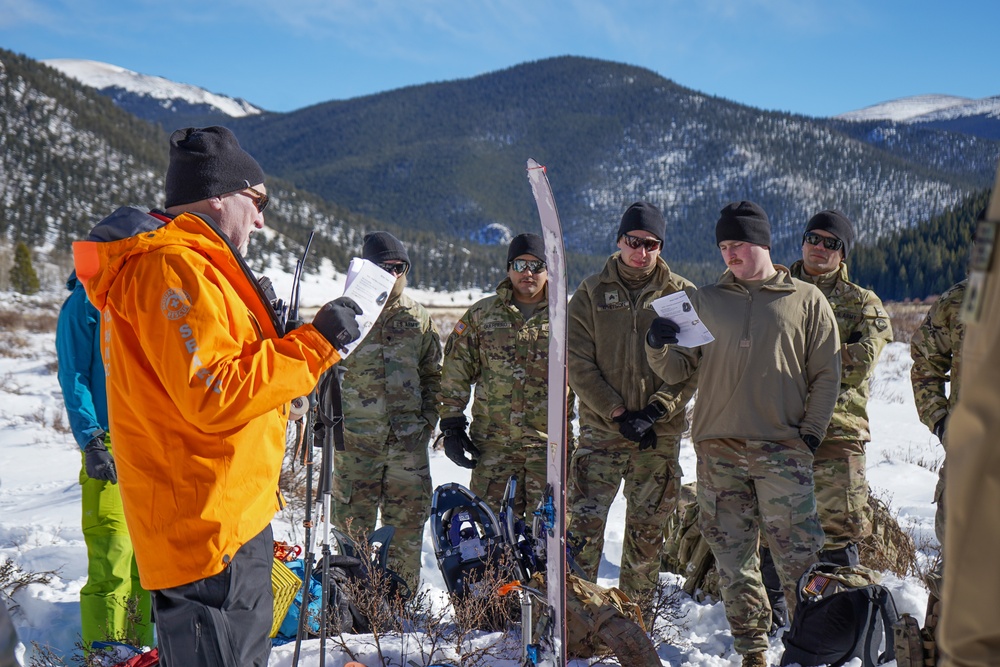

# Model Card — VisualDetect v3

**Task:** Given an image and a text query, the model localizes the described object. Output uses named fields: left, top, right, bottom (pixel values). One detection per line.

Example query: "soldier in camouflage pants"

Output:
left=567, top=202, right=697, bottom=599
left=646, top=202, right=839, bottom=664
left=322, top=232, right=442, bottom=583
left=790, top=211, right=893, bottom=564
left=754, top=211, right=893, bottom=635
left=911, top=279, right=966, bottom=606
left=438, top=234, right=560, bottom=522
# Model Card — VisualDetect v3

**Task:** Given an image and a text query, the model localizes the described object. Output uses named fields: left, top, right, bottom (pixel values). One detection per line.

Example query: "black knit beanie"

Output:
left=805, top=209, right=855, bottom=258
left=716, top=201, right=771, bottom=247
left=165, top=127, right=265, bottom=208
left=617, top=201, right=665, bottom=241
left=363, top=231, right=410, bottom=264
left=507, top=233, right=545, bottom=263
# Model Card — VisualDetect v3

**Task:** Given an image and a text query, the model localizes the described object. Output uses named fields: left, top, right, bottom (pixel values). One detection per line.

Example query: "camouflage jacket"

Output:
left=438, top=278, right=554, bottom=445
left=569, top=254, right=697, bottom=436
left=910, top=280, right=966, bottom=436
left=340, top=292, right=442, bottom=440
left=790, top=261, right=893, bottom=442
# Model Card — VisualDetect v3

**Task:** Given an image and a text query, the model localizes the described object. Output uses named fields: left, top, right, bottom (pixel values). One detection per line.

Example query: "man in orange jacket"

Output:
left=73, top=126, right=362, bottom=667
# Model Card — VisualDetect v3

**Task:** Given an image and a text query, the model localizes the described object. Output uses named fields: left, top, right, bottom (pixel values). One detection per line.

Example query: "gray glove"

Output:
left=84, top=433, right=118, bottom=484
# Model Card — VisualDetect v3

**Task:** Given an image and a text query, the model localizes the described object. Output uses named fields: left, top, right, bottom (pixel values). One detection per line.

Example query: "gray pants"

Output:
left=0, top=600, right=21, bottom=667
left=151, top=525, right=273, bottom=667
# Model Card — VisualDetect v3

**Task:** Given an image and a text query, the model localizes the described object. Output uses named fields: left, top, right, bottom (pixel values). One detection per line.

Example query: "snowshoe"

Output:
left=430, top=482, right=507, bottom=599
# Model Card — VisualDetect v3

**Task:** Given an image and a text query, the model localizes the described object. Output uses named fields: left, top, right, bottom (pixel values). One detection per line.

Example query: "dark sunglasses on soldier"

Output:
left=803, top=232, right=843, bottom=252
left=239, top=184, right=269, bottom=213
left=377, top=261, right=409, bottom=276
left=622, top=233, right=662, bottom=252
left=508, top=259, right=547, bottom=274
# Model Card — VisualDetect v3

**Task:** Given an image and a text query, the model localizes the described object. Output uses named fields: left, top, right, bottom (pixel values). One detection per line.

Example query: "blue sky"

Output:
left=1, top=0, right=996, bottom=118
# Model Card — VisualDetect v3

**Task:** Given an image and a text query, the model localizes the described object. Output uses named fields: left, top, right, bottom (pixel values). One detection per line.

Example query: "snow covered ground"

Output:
left=0, top=285, right=939, bottom=666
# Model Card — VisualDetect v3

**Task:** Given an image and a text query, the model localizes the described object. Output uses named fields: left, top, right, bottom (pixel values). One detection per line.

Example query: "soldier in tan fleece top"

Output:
left=645, top=201, right=840, bottom=667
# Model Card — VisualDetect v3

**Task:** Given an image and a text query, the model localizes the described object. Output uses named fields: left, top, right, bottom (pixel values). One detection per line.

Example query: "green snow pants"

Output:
left=80, top=455, right=153, bottom=651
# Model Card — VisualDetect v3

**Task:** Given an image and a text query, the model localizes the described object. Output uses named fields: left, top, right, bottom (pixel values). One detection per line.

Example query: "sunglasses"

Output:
left=508, top=258, right=547, bottom=274
left=621, top=233, right=662, bottom=252
left=377, top=261, right=409, bottom=276
left=239, top=185, right=269, bottom=213
left=803, top=232, right=843, bottom=252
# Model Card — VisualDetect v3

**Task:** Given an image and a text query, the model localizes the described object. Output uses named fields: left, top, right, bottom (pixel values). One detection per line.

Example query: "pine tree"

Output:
left=9, top=242, right=41, bottom=295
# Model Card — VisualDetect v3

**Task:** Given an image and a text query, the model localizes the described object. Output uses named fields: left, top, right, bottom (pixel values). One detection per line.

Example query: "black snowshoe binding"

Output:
left=430, top=482, right=508, bottom=599
left=312, top=525, right=412, bottom=634
left=497, top=476, right=541, bottom=584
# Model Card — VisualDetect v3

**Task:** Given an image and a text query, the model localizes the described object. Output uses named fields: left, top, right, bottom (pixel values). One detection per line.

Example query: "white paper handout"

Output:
left=650, top=291, right=715, bottom=347
left=338, top=258, right=398, bottom=357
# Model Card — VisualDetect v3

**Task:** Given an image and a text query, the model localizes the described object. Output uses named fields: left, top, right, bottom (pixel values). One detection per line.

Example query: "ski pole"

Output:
left=318, top=366, right=346, bottom=667
left=291, top=400, right=317, bottom=667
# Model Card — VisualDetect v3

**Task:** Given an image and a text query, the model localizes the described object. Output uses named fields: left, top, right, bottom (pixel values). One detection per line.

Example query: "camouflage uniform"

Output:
left=438, top=278, right=556, bottom=521
left=330, top=291, right=442, bottom=579
left=567, top=255, right=696, bottom=597
left=646, top=267, right=840, bottom=655
left=790, top=260, right=893, bottom=550
left=910, top=279, right=966, bottom=598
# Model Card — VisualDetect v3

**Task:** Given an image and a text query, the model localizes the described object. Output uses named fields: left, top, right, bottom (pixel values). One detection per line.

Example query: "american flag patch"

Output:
left=453, top=320, right=468, bottom=335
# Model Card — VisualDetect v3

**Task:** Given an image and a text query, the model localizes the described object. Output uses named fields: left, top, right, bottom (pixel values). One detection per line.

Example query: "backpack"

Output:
left=273, top=525, right=412, bottom=642
left=892, top=612, right=938, bottom=667
left=661, top=482, right=720, bottom=601
left=780, top=563, right=899, bottom=667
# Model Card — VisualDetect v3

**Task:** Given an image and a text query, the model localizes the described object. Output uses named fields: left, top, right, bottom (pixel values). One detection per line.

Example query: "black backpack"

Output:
left=780, top=563, right=899, bottom=667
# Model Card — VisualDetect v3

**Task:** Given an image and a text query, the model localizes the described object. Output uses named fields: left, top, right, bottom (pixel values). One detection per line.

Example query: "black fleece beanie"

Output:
left=617, top=201, right=665, bottom=241
left=805, top=210, right=855, bottom=258
left=164, top=127, right=265, bottom=208
left=363, top=231, right=410, bottom=264
left=507, top=233, right=545, bottom=263
left=716, top=201, right=771, bottom=247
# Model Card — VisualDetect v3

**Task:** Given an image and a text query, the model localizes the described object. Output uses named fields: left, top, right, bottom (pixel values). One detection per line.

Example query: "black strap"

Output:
left=872, top=586, right=899, bottom=664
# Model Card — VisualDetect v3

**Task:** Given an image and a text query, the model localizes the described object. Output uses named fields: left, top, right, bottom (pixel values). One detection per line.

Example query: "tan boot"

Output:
left=741, top=652, right=767, bottom=667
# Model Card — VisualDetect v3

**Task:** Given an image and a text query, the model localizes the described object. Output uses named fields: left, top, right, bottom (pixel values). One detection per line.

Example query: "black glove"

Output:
left=802, top=434, right=821, bottom=453
left=439, top=416, right=480, bottom=469
left=646, top=317, right=680, bottom=348
left=619, top=402, right=667, bottom=443
left=84, top=433, right=118, bottom=484
left=638, top=430, right=657, bottom=451
left=933, top=417, right=946, bottom=442
left=846, top=330, right=863, bottom=345
left=312, top=297, right=363, bottom=349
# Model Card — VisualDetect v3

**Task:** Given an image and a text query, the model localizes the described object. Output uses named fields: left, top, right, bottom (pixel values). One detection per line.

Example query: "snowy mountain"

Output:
left=914, top=95, right=1000, bottom=122
left=835, top=94, right=1000, bottom=140
left=0, top=49, right=511, bottom=295
left=836, top=95, right=974, bottom=122
left=42, top=58, right=263, bottom=127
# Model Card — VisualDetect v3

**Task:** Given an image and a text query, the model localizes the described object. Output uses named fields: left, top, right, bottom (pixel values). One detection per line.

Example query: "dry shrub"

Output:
left=0, top=308, right=58, bottom=333
left=23, top=311, right=58, bottom=333
left=427, top=306, right=466, bottom=341
left=859, top=491, right=917, bottom=577
left=884, top=301, right=930, bottom=344
left=1, top=557, right=55, bottom=600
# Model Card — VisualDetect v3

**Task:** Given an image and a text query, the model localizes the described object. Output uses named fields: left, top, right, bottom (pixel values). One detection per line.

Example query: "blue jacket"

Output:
left=56, top=271, right=107, bottom=449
